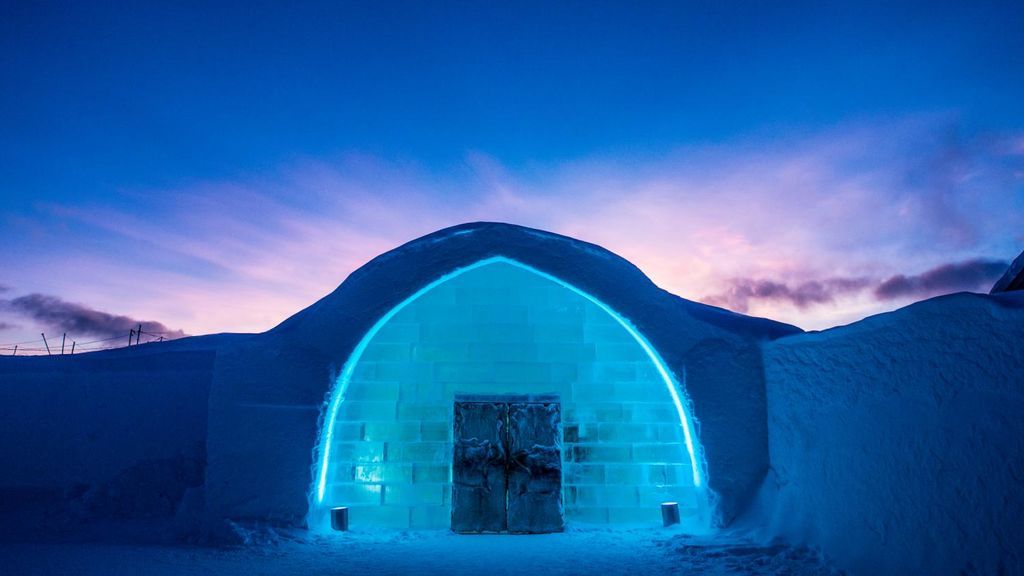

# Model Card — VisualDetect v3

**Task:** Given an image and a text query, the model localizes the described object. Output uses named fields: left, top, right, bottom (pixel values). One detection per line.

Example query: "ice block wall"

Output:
left=314, top=260, right=706, bottom=530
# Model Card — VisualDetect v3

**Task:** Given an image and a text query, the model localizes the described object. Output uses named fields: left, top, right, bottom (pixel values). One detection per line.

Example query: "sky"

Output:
left=1, top=1, right=1023, bottom=353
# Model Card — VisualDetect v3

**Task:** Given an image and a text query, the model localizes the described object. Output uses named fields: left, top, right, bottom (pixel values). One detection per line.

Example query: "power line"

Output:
left=75, top=334, right=132, bottom=345
left=3, top=326, right=184, bottom=355
left=0, top=337, right=44, bottom=347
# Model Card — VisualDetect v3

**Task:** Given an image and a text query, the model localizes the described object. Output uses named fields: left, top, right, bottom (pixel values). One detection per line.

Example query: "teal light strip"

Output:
left=313, top=256, right=705, bottom=506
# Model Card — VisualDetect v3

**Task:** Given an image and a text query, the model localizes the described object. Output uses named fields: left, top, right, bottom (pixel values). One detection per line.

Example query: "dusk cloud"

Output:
left=0, top=322, right=18, bottom=331
left=703, top=277, right=874, bottom=313
left=1, top=294, right=187, bottom=340
left=703, top=258, right=1010, bottom=315
left=874, top=259, right=1008, bottom=301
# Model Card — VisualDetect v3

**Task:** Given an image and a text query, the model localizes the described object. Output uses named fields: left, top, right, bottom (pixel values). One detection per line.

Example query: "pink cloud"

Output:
left=1, top=115, right=1021, bottom=347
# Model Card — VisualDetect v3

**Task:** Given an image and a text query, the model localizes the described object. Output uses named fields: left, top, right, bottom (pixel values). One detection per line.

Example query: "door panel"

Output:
left=507, top=401, right=564, bottom=533
left=451, top=402, right=508, bottom=533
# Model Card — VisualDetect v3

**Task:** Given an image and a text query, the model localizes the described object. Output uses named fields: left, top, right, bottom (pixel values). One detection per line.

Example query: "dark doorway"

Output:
left=452, top=395, right=563, bottom=533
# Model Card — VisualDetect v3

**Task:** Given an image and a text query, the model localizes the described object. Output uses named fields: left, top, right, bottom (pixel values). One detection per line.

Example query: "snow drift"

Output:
left=759, top=291, right=1024, bottom=575
left=0, top=347, right=216, bottom=539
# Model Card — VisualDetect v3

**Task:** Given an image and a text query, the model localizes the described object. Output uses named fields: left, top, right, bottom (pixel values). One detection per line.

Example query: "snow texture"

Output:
left=0, top=525, right=842, bottom=575
left=0, top=348, right=215, bottom=530
left=758, top=291, right=1024, bottom=575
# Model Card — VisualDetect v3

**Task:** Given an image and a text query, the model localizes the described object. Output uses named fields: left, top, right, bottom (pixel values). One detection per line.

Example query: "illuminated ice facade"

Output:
left=312, top=258, right=706, bottom=530
left=4, top=223, right=1023, bottom=574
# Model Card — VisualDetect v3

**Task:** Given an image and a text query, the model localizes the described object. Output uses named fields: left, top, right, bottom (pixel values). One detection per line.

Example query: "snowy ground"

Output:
left=0, top=525, right=842, bottom=575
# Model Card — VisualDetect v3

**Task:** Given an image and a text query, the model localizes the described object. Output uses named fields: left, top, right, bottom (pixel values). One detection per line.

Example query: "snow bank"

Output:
left=0, top=348, right=215, bottom=527
left=760, top=291, right=1024, bottom=574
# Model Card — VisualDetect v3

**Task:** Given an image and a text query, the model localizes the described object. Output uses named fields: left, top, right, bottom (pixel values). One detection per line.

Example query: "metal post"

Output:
left=137, top=324, right=142, bottom=344
left=71, top=342, right=75, bottom=355
left=12, top=345, right=16, bottom=356
left=661, top=502, right=680, bottom=527
left=129, top=329, right=134, bottom=347
left=41, top=333, right=51, bottom=356
left=61, top=333, right=66, bottom=355
left=331, top=507, right=349, bottom=531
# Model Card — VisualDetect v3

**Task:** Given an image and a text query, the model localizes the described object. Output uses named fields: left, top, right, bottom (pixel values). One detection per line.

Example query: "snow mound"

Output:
left=759, top=291, right=1024, bottom=575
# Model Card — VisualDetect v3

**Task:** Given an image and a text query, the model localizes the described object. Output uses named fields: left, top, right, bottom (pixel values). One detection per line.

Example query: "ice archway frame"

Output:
left=309, top=256, right=706, bottom=531
left=199, top=222, right=797, bottom=535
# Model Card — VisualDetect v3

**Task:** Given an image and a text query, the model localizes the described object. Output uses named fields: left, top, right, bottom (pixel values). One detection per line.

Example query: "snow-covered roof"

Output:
left=271, top=221, right=800, bottom=343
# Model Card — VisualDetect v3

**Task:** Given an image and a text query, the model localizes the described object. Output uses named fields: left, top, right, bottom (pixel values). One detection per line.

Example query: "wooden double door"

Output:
left=451, top=395, right=563, bottom=533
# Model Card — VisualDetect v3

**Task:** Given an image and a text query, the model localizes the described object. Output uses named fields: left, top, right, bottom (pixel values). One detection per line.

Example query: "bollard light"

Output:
left=661, top=502, right=680, bottom=527
left=331, top=506, right=349, bottom=531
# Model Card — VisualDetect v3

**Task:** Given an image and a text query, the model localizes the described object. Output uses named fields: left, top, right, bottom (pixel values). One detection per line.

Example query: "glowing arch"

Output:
left=311, top=256, right=706, bottom=519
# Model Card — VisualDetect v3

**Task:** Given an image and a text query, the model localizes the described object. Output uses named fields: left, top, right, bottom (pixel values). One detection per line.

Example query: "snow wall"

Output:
left=0, top=348, right=215, bottom=525
left=202, top=222, right=798, bottom=532
left=760, top=291, right=1024, bottom=575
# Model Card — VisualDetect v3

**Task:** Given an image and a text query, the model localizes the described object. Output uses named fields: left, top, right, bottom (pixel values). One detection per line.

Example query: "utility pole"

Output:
left=137, top=324, right=142, bottom=345
left=129, top=329, right=134, bottom=347
left=12, top=345, right=16, bottom=356
left=71, top=341, right=75, bottom=355
left=61, top=333, right=66, bottom=355
left=42, top=333, right=51, bottom=356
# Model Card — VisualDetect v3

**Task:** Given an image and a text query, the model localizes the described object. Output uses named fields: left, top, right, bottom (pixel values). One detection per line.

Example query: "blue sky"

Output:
left=2, top=1, right=1023, bottom=351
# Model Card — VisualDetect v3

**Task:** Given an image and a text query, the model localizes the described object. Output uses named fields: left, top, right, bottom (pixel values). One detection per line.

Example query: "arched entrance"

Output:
left=309, top=257, right=709, bottom=532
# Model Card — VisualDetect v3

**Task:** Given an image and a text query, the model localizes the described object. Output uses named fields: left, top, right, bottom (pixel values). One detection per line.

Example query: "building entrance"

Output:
left=452, top=395, right=563, bottom=533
